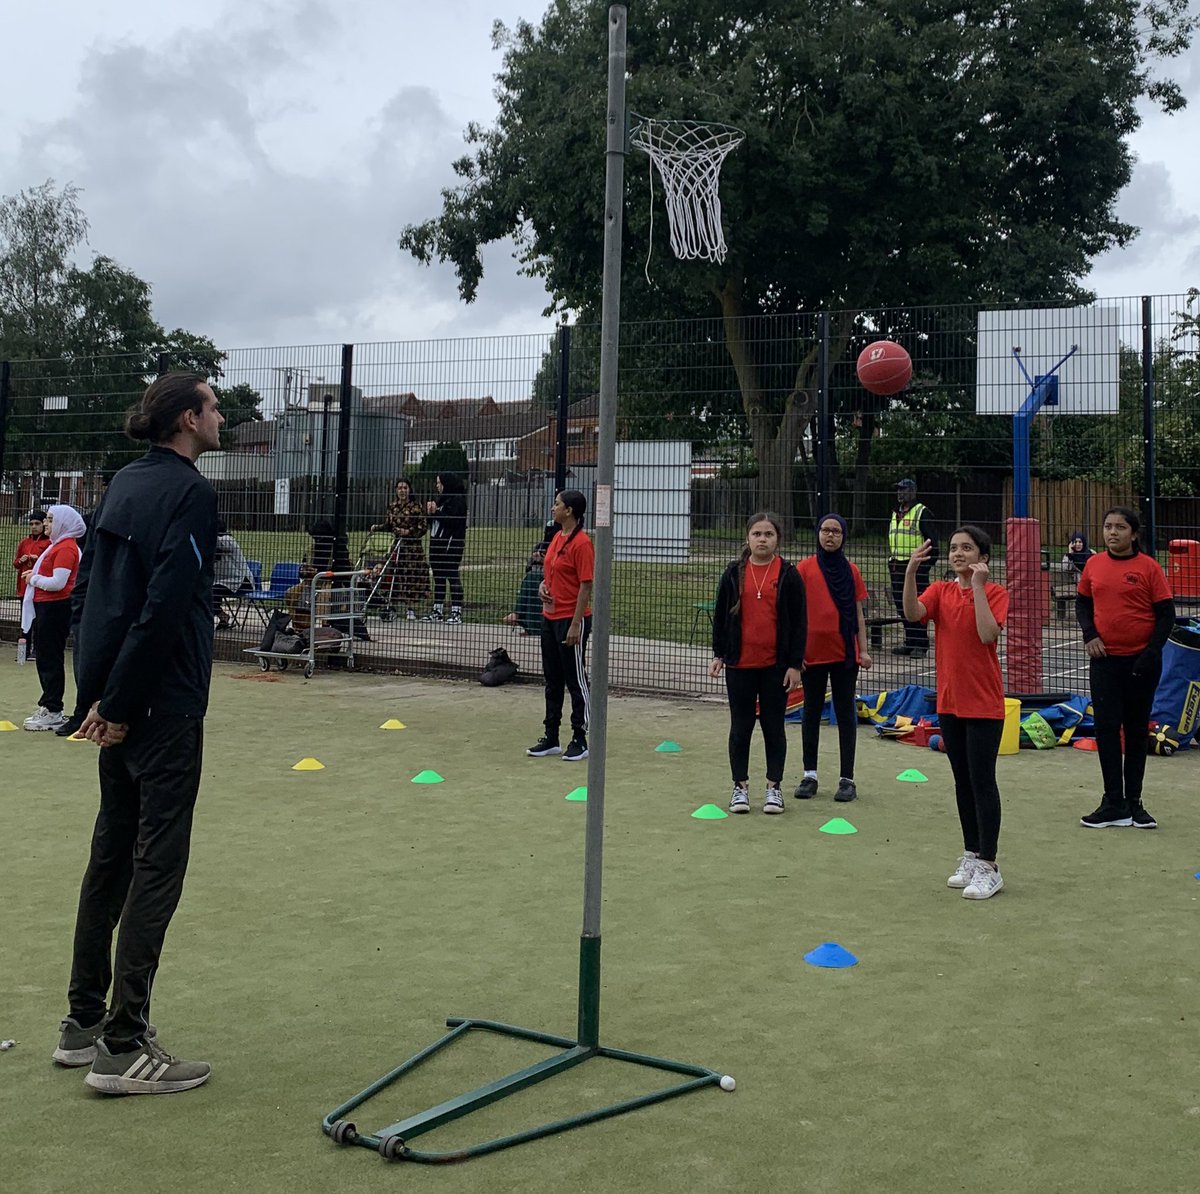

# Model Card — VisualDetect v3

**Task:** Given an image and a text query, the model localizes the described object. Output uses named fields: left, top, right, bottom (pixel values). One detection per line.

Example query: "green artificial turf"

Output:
left=1, top=661, right=1198, bottom=1193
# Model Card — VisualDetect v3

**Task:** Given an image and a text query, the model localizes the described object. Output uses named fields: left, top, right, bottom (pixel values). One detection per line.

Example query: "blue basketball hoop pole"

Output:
left=1010, top=344, right=1078, bottom=518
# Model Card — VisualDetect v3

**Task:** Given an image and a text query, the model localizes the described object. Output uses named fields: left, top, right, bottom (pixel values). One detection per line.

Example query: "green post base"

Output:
left=321, top=1015, right=723, bottom=1164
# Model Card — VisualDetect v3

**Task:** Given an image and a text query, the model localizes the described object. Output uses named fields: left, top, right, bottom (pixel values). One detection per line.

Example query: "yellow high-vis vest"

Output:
left=889, top=503, right=926, bottom=560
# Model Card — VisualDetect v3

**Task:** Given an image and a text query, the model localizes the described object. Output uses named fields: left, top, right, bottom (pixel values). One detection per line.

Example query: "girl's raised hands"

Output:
left=906, top=539, right=934, bottom=570
left=969, top=561, right=990, bottom=588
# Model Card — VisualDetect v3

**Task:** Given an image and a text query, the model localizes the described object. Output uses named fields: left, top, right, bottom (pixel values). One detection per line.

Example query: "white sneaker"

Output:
left=729, top=786, right=750, bottom=814
left=947, top=852, right=980, bottom=889
left=962, top=862, right=1004, bottom=900
left=24, top=707, right=66, bottom=732
left=763, top=786, right=785, bottom=815
left=405, top=609, right=417, bottom=621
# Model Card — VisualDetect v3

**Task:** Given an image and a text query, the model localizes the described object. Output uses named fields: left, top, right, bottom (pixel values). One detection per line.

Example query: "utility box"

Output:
left=1168, top=540, right=1200, bottom=599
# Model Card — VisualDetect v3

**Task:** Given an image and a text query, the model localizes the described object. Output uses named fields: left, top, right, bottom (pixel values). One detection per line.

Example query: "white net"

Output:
left=629, top=117, right=745, bottom=265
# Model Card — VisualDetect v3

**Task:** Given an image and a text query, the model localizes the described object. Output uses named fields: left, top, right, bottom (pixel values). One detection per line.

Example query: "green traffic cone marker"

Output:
left=691, top=804, right=728, bottom=820
left=411, top=770, right=445, bottom=784
left=566, top=787, right=587, bottom=802
left=655, top=740, right=683, bottom=753
left=819, top=818, right=858, bottom=835
left=896, top=769, right=928, bottom=783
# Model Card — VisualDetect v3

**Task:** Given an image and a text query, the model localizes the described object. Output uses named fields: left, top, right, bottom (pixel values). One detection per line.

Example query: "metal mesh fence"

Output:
left=2, top=294, right=1197, bottom=699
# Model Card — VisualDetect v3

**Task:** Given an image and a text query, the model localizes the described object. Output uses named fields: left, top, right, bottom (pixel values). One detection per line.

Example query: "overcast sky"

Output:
left=3, top=0, right=1199, bottom=366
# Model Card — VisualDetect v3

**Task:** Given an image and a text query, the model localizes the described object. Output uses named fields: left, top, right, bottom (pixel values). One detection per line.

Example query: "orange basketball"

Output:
left=856, top=340, right=912, bottom=396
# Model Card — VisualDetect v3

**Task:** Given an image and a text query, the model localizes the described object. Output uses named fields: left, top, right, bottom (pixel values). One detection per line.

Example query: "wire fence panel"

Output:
left=2, top=294, right=1197, bottom=700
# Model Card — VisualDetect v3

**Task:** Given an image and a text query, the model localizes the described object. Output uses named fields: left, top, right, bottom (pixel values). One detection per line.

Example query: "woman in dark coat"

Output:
left=423, top=473, right=468, bottom=624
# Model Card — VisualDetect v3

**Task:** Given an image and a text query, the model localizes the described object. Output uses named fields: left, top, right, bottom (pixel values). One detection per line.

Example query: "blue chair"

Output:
left=243, top=562, right=302, bottom=624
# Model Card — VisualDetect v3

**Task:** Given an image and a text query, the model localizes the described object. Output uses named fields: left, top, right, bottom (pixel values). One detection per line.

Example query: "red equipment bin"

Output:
left=1167, top=540, right=1200, bottom=599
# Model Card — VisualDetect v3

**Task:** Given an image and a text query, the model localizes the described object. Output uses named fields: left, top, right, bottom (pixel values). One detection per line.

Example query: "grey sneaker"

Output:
left=793, top=776, right=818, bottom=800
left=834, top=778, right=857, bottom=803
left=729, top=786, right=750, bottom=814
left=24, top=707, right=66, bottom=732
left=763, top=786, right=785, bottom=815
left=85, top=1037, right=210, bottom=1095
left=53, top=1015, right=159, bottom=1067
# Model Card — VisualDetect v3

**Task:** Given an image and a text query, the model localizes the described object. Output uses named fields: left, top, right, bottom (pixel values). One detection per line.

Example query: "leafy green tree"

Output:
left=400, top=0, right=1195, bottom=524
left=411, top=442, right=470, bottom=499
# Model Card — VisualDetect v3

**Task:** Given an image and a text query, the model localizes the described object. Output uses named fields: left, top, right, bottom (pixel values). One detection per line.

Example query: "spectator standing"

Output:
left=888, top=478, right=937, bottom=656
left=423, top=473, right=468, bottom=624
left=21, top=505, right=86, bottom=731
left=13, top=509, right=49, bottom=662
left=371, top=477, right=429, bottom=621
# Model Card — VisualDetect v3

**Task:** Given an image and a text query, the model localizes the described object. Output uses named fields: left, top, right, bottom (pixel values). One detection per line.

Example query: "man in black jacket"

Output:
left=52, top=373, right=222, bottom=1095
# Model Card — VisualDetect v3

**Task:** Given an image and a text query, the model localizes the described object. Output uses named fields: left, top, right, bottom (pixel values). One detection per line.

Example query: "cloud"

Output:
left=4, top=0, right=553, bottom=360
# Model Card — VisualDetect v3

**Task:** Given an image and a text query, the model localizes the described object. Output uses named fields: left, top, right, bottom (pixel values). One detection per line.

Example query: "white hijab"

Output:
left=21, top=504, right=86, bottom=633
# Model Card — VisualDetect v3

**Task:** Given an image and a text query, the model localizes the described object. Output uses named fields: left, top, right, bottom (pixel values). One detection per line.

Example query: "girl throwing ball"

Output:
left=709, top=512, right=806, bottom=815
left=903, top=527, right=1009, bottom=899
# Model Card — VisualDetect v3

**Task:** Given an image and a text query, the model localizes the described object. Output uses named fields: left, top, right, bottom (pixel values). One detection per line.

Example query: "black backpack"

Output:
left=480, top=646, right=518, bottom=687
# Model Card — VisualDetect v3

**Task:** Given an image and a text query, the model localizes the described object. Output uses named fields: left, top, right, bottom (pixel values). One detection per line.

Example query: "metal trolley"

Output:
left=245, top=568, right=364, bottom=680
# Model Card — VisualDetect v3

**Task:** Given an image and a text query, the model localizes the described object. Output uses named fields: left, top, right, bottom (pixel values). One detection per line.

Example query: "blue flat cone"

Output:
left=804, top=942, right=858, bottom=968
left=655, top=740, right=683, bottom=753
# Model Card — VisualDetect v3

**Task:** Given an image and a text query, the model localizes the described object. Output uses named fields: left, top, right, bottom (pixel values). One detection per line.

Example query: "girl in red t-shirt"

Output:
left=709, top=512, right=806, bottom=815
left=1075, top=505, right=1175, bottom=829
left=526, top=489, right=594, bottom=763
left=904, top=526, right=1009, bottom=900
left=795, top=513, right=872, bottom=803
left=20, top=504, right=86, bottom=731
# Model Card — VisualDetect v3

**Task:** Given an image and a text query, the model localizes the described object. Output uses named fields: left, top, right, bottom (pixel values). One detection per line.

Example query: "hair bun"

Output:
left=125, top=410, right=152, bottom=440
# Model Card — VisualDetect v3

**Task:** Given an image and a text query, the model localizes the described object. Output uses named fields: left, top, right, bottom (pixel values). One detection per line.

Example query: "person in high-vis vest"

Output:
left=888, top=478, right=937, bottom=655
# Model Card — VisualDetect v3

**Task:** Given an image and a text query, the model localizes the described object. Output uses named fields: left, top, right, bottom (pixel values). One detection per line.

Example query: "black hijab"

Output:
left=1066, top=531, right=1094, bottom=572
left=815, top=513, right=858, bottom=663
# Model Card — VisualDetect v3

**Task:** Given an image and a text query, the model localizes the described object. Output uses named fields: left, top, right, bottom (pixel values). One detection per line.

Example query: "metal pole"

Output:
left=577, top=3, right=626, bottom=1051
left=1141, top=296, right=1156, bottom=553
left=334, top=344, right=354, bottom=539
left=816, top=312, right=831, bottom=519
left=555, top=320, right=571, bottom=494
left=156, top=352, right=171, bottom=376
left=0, top=362, right=11, bottom=498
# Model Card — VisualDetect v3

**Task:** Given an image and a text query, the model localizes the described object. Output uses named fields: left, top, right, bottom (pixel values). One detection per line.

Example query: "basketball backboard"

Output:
left=976, top=306, right=1120, bottom=415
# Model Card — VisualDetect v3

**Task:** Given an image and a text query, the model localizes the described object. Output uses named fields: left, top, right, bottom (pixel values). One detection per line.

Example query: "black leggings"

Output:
left=33, top=599, right=73, bottom=714
left=1090, top=653, right=1159, bottom=806
left=541, top=615, right=591, bottom=739
left=725, top=665, right=788, bottom=784
left=430, top=538, right=465, bottom=607
left=938, top=713, right=1003, bottom=862
left=801, top=661, right=859, bottom=777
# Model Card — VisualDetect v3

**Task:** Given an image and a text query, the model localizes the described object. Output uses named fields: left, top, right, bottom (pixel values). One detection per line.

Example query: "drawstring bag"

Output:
left=1019, top=711, right=1058, bottom=750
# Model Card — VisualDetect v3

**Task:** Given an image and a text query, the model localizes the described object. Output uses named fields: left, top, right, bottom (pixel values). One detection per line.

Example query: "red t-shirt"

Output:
left=542, top=528, right=594, bottom=620
left=1077, top=551, right=1172, bottom=656
left=798, top=555, right=868, bottom=665
left=30, top=538, right=81, bottom=603
left=14, top=534, right=50, bottom=598
left=734, top=555, right=782, bottom=669
left=919, top=580, right=1009, bottom=719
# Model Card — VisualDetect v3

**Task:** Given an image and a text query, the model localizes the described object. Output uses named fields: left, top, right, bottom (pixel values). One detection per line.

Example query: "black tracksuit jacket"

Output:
left=73, top=446, right=219, bottom=724
left=711, top=557, right=807, bottom=669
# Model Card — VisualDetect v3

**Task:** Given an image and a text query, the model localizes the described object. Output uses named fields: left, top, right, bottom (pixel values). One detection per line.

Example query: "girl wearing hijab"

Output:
left=20, top=504, right=86, bottom=731
left=794, top=514, right=872, bottom=802
left=1061, top=531, right=1095, bottom=581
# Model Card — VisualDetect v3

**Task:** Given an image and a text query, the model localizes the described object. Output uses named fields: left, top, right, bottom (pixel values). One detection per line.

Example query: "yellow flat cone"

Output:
left=292, top=757, right=326, bottom=771
left=379, top=719, right=406, bottom=730
left=0, top=721, right=18, bottom=731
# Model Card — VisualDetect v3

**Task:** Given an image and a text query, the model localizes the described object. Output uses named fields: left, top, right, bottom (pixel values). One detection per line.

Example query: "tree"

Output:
left=400, top=0, right=1195, bottom=524
left=412, top=442, right=470, bottom=499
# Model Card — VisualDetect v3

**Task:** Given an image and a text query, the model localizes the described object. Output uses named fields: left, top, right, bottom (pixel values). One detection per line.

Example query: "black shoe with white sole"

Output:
left=1080, top=801, right=1132, bottom=828
left=563, top=738, right=588, bottom=762
left=1129, top=804, right=1158, bottom=829
left=526, top=736, right=561, bottom=757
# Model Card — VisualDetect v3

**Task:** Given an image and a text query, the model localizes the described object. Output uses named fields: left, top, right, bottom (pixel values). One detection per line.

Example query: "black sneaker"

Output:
left=55, top=714, right=85, bottom=738
left=563, top=738, right=588, bottom=762
left=85, top=1037, right=210, bottom=1095
left=834, top=778, right=857, bottom=802
left=1130, top=804, right=1158, bottom=829
left=526, top=736, right=561, bottom=757
left=1080, top=802, right=1132, bottom=828
left=52, top=1015, right=158, bottom=1067
left=793, top=776, right=818, bottom=799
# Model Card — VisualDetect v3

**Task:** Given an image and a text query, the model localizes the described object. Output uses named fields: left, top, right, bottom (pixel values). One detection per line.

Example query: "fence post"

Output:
left=0, top=361, right=10, bottom=499
left=1140, top=295, right=1156, bottom=553
left=333, top=343, right=354, bottom=543
left=815, top=311, right=832, bottom=521
left=555, top=319, right=571, bottom=494
left=156, top=352, right=171, bottom=375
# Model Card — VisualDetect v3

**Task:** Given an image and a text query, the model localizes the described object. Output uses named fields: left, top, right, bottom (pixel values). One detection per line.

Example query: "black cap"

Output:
left=29, top=509, right=47, bottom=521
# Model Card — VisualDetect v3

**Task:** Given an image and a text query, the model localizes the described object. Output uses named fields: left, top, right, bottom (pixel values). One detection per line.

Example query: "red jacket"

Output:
left=13, top=534, right=49, bottom=598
